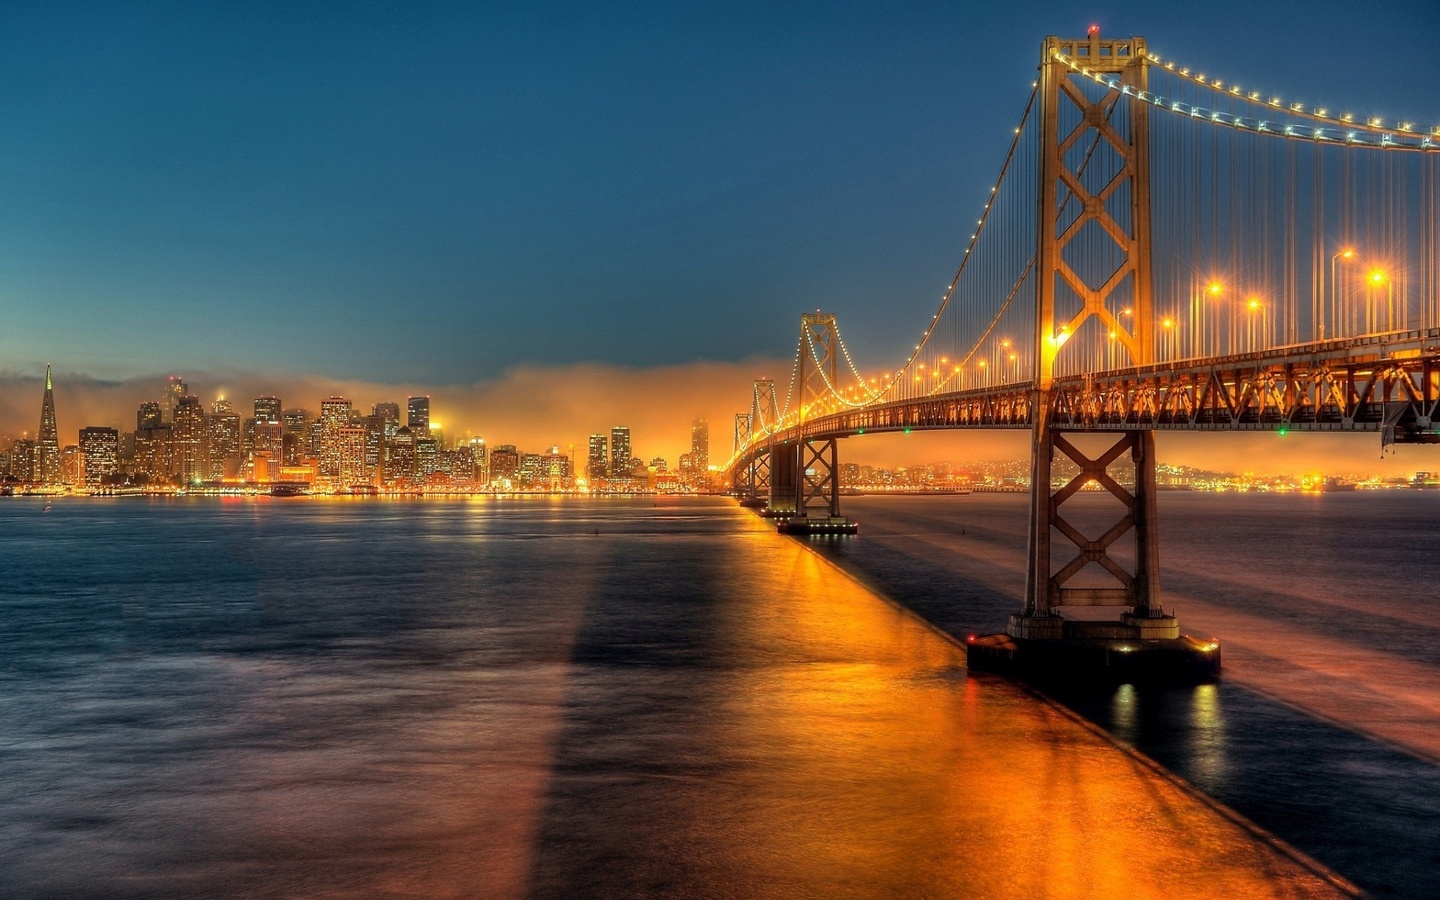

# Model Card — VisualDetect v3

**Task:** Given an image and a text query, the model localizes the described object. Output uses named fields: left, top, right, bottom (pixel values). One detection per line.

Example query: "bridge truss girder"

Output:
left=752, top=340, right=1440, bottom=443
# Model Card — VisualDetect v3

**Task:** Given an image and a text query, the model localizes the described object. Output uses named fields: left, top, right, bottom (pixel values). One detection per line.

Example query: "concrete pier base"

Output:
left=970, top=624, right=1220, bottom=684
left=776, top=516, right=858, bottom=536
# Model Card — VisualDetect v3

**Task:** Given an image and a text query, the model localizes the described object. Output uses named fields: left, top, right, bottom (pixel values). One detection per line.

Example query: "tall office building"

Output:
left=407, top=396, right=430, bottom=433
left=373, top=402, right=401, bottom=443
left=253, top=421, right=284, bottom=474
left=318, top=397, right=352, bottom=477
left=207, top=411, right=242, bottom=479
left=518, top=453, right=545, bottom=487
left=415, top=435, right=438, bottom=480
left=385, top=426, right=417, bottom=483
left=165, top=376, right=187, bottom=424
left=60, top=445, right=85, bottom=487
left=489, top=445, right=520, bottom=483
left=690, top=418, right=709, bottom=471
left=468, top=438, right=488, bottom=486
left=78, top=427, right=119, bottom=486
left=360, top=414, right=386, bottom=478
left=337, top=425, right=368, bottom=485
left=281, top=408, right=310, bottom=435
left=609, top=426, right=631, bottom=479
left=587, top=434, right=608, bottom=481
left=9, top=439, right=36, bottom=483
left=134, top=401, right=173, bottom=480
left=543, top=446, right=572, bottom=489
left=254, top=396, right=282, bottom=424
left=172, top=395, right=208, bottom=483
left=36, top=364, right=60, bottom=485
left=137, top=402, right=163, bottom=430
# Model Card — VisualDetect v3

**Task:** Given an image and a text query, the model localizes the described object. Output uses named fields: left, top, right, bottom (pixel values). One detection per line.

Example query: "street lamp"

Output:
left=1160, top=316, right=1176, bottom=361
left=1192, top=282, right=1223, bottom=358
left=1245, top=297, right=1268, bottom=352
left=1329, top=248, right=1354, bottom=338
left=1367, top=269, right=1394, bottom=332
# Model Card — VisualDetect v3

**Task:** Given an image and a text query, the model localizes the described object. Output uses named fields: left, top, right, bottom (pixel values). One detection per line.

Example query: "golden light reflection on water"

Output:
left=1190, top=683, right=1229, bottom=786
left=711, top=528, right=1351, bottom=899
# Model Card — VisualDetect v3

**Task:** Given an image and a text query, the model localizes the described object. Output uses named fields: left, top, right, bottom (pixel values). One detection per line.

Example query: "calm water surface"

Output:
left=0, top=494, right=1417, bottom=897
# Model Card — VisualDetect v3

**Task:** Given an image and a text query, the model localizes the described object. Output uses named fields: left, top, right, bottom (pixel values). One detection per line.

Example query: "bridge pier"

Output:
left=735, top=446, right=770, bottom=509
left=1012, top=427, right=1177, bottom=636
left=767, top=439, right=857, bottom=535
left=970, top=420, right=1219, bottom=682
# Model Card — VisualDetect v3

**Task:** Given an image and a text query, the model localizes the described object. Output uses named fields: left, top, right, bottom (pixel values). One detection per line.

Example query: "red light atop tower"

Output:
left=1087, top=24, right=1100, bottom=35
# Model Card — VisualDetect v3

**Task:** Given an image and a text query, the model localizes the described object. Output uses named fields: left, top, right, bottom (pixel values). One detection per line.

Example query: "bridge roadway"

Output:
left=752, top=327, right=1440, bottom=451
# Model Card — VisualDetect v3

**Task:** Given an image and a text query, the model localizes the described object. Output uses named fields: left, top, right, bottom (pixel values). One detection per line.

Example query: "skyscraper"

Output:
left=165, top=376, right=187, bottom=424
left=207, top=410, right=242, bottom=479
left=609, top=426, right=631, bottom=479
left=134, top=401, right=172, bottom=481
left=172, top=395, right=208, bottom=484
left=385, top=426, right=417, bottom=484
left=690, top=418, right=709, bottom=472
left=79, top=427, right=119, bottom=486
left=36, top=364, right=60, bottom=485
left=137, top=402, right=163, bottom=430
left=489, top=445, right=520, bottom=484
left=337, top=425, right=368, bottom=486
left=407, top=396, right=430, bottom=433
left=254, top=396, right=282, bottom=424
left=318, top=397, right=352, bottom=477
left=587, top=433, right=608, bottom=481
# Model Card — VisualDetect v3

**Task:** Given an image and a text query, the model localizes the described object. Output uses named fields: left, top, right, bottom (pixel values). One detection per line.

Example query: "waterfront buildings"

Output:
left=3, top=369, right=712, bottom=495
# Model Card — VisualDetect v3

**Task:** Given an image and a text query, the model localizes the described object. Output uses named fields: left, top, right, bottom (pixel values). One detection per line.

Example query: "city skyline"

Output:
left=6, top=362, right=1440, bottom=482
left=1, top=364, right=715, bottom=492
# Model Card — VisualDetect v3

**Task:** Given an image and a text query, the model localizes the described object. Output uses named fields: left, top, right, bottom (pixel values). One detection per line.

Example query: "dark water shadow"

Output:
left=521, top=515, right=755, bottom=900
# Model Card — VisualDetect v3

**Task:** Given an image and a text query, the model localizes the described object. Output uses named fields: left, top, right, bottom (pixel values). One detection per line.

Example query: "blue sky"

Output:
left=1, top=1, right=1436, bottom=387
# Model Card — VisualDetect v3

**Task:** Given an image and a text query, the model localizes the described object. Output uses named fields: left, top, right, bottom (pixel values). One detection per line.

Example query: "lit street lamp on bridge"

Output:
left=1366, top=269, right=1394, bottom=334
left=1159, top=315, right=1178, bottom=361
left=1188, top=282, right=1224, bottom=358
left=1245, top=297, right=1271, bottom=352
left=1328, top=247, right=1355, bottom=340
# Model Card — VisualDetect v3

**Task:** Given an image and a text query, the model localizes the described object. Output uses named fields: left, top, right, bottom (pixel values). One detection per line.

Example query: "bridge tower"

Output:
left=732, top=412, right=755, bottom=498
left=1012, top=31, right=1175, bottom=641
left=743, top=379, right=778, bottom=507
left=769, top=314, right=856, bottom=533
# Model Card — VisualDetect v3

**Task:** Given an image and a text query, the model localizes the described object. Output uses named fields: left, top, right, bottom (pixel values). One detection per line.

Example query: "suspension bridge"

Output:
left=725, top=31, right=1440, bottom=677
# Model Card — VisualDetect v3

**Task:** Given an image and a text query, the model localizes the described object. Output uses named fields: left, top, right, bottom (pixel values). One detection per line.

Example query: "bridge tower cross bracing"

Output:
left=788, top=313, right=844, bottom=521
left=1018, top=31, right=1173, bottom=638
left=732, top=412, right=755, bottom=497
left=748, top=379, right=779, bottom=506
